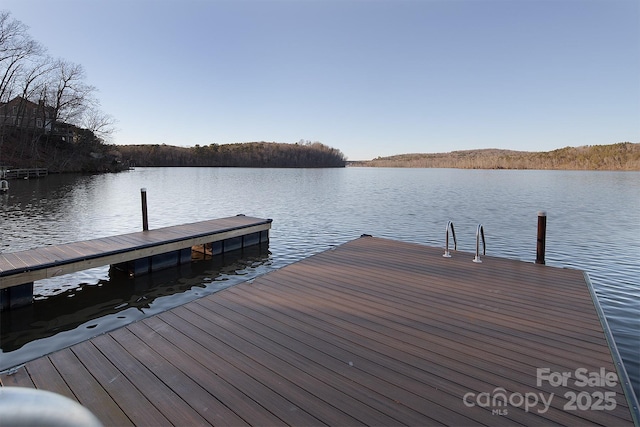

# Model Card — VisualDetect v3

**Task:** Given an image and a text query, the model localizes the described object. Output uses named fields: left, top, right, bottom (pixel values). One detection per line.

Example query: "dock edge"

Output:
left=584, top=271, right=640, bottom=426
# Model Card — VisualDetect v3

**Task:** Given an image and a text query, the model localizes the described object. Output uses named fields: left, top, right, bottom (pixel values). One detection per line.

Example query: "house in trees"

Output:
left=0, top=96, right=54, bottom=132
left=0, top=96, right=77, bottom=142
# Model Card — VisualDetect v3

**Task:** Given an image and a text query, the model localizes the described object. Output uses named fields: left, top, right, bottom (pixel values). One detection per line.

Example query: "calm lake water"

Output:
left=1, top=167, right=639, bottom=399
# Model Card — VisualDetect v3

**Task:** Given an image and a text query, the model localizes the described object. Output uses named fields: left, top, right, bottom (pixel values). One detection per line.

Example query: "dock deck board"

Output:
left=1, top=236, right=637, bottom=426
left=0, top=215, right=272, bottom=290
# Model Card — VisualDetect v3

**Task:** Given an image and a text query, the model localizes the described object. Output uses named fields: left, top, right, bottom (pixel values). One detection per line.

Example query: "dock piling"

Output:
left=536, top=211, right=547, bottom=264
left=141, top=188, right=149, bottom=231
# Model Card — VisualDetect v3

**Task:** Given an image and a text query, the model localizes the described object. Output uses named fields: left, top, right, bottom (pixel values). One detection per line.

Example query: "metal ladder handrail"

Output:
left=443, top=221, right=457, bottom=257
left=473, top=224, right=485, bottom=263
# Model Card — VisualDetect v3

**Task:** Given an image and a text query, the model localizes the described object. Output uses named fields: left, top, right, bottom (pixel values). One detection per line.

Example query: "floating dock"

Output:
left=0, top=215, right=271, bottom=309
left=1, top=236, right=638, bottom=425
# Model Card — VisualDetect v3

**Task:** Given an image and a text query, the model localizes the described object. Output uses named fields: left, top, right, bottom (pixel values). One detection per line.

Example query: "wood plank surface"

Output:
left=1, top=236, right=636, bottom=426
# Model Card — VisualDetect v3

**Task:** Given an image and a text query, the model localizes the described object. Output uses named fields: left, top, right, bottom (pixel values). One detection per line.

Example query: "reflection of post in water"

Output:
left=0, top=243, right=270, bottom=362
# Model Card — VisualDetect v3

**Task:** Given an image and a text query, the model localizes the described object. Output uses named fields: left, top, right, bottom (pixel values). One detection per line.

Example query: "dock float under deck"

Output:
left=1, top=236, right=638, bottom=426
left=0, top=215, right=271, bottom=309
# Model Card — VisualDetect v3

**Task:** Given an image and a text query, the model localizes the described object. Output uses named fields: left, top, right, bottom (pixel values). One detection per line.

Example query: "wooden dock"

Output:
left=0, top=168, right=48, bottom=179
left=1, top=236, right=638, bottom=426
left=0, top=215, right=271, bottom=309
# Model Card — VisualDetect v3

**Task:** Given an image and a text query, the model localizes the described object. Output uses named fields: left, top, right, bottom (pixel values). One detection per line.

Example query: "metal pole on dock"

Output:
left=536, top=211, right=546, bottom=264
left=141, top=188, right=149, bottom=231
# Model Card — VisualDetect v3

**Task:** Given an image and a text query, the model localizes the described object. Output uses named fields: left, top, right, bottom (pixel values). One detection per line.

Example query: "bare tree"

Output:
left=45, top=59, right=96, bottom=125
left=1, top=11, right=113, bottom=136
left=20, top=56, right=54, bottom=100
left=0, top=10, right=120, bottom=171
left=81, top=106, right=117, bottom=141
left=0, top=11, right=44, bottom=103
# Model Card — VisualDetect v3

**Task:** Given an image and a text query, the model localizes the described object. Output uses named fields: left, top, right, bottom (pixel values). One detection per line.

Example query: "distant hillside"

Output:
left=117, top=141, right=346, bottom=168
left=0, top=129, right=346, bottom=172
left=351, top=142, right=640, bottom=170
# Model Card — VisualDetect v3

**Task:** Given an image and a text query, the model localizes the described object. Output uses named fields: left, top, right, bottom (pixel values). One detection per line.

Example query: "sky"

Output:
left=2, top=0, right=639, bottom=160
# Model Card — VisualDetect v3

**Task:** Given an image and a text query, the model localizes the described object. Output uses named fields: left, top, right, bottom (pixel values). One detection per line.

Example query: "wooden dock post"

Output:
left=536, top=211, right=546, bottom=264
left=141, top=188, right=149, bottom=231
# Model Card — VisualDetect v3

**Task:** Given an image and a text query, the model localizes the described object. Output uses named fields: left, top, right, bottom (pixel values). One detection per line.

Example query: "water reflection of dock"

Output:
left=0, top=244, right=271, bottom=358
left=1, top=236, right=637, bottom=425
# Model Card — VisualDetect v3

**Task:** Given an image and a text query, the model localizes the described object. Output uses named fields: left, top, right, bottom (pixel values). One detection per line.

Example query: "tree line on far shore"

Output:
left=352, top=142, right=640, bottom=171
left=118, top=141, right=347, bottom=168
